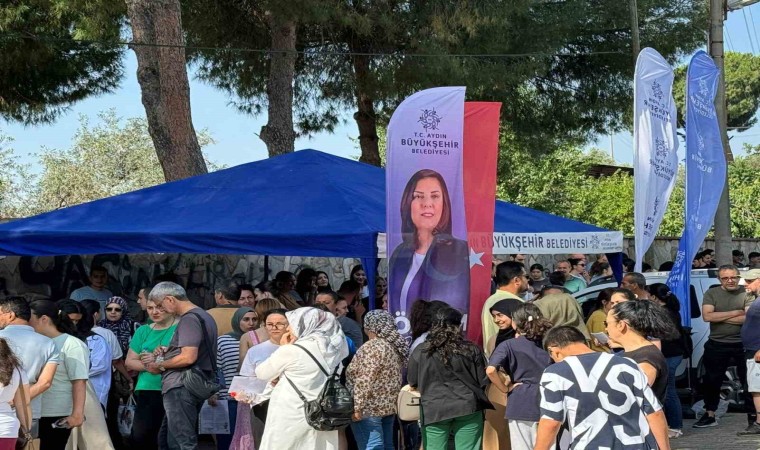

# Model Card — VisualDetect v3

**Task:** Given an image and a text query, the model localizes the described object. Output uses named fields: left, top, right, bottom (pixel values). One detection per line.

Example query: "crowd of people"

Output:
left=0, top=254, right=758, bottom=450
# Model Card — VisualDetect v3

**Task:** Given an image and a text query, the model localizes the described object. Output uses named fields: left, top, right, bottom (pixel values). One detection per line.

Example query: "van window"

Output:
left=690, top=285, right=700, bottom=319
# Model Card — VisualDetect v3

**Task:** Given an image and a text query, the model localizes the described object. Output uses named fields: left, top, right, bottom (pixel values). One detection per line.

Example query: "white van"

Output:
left=573, top=269, right=730, bottom=382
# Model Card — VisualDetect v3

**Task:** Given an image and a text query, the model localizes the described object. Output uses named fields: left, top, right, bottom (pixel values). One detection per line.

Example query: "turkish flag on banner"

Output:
left=463, top=102, right=502, bottom=343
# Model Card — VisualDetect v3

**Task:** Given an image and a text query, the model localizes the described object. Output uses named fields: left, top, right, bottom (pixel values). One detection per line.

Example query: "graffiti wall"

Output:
left=0, top=254, right=378, bottom=309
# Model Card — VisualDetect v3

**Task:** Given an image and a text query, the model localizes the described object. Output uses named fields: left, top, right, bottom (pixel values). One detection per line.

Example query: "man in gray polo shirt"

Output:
left=0, top=296, right=59, bottom=433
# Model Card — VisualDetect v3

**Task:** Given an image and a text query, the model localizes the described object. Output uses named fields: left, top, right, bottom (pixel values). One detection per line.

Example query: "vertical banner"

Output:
left=633, top=48, right=679, bottom=272
left=463, top=102, right=501, bottom=342
left=666, top=51, right=725, bottom=327
left=386, top=87, right=468, bottom=336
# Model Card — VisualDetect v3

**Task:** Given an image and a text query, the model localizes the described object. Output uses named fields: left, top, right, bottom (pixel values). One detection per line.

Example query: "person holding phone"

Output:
left=29, top=300, right=88, bottom=450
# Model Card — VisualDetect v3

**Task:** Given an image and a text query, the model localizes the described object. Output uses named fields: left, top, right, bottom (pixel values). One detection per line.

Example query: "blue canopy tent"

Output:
left=0, top=150, right=623, bottom=304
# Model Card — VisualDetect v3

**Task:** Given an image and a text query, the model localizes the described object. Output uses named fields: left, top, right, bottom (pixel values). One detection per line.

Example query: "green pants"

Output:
left=423, top=411, right=484, bottom=450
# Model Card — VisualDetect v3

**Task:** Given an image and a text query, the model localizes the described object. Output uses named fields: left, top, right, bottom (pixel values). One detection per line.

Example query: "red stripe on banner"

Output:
left=463, top=102, right=502, bottom=343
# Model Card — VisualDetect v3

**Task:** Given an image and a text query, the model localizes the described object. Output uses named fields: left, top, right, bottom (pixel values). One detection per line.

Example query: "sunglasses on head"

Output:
left=106, top=307, right=122, bottom=312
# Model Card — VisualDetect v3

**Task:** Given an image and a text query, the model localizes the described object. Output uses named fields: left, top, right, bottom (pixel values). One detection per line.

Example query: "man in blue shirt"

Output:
left=70, top=265, right=113, bottom=312
left=739, top=269, right=760, bottom=435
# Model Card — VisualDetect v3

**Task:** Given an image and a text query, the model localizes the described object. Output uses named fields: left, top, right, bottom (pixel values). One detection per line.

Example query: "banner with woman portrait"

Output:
left=386, top=87, right=468, bottom=335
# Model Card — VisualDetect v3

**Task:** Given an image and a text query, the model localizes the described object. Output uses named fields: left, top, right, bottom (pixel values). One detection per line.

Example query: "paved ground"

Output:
left=198, top=413, right=760, bottom=449
left=675, top=413, right=760, bottom=450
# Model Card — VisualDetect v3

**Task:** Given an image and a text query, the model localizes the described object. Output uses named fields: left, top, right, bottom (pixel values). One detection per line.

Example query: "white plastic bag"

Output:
left=691, top=399, right=729, bottom=419
left=118, top=395, right=136, bottom=436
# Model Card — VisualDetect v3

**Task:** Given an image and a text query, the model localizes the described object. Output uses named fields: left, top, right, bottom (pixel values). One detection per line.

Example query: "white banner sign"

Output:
left=377, top=231, right=623, bottom=258
left=633, top=48, right=679, bottom=272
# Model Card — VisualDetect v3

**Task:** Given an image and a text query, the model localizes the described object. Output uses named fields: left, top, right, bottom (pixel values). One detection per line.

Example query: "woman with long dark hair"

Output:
left=648, top=283, right=688, bottom=438
left=388, top=169, right=470, bottom=312
left=0, top=338, right=31, bottom=450
left=350, top=265, right=370, bottom=299
left=58, top=300, right=116, bottom=450
left=295, top=268, right=318, bottom=306
left=408, top=307, right=491, bottom=449
left=30, top=300, right=88, bottom=450
left=487, top=304, right=553, bottom=450
left=409, top=300, right=448, bottom=353
left=585, top=288, right=615, bottom=352
left=316, top=271, right=332, bottom=293
left=58, top=301, right=112, bottom=406
left=606, top=300, right=679, bottom=406
left=528, top=264, right=549, bottom=293
left=271, top=272, right=302, bottom=310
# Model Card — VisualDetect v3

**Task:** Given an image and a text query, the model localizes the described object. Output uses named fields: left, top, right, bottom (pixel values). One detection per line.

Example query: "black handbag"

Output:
left=181, top=311, right=222, bottom=400
left=284, top=344, right=354, bottom=431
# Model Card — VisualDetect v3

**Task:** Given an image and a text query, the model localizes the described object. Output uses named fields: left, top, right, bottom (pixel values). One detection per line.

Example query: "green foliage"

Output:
left=0, top=135, right=34, bottom=218
left=0, top=0, right=125, bottom=124
left=728, top=143, right=760, bottom=237
left=674, top=52, right=760, bottom=130
left=8, top=111, right=218, bottom=216
left=496, top=140, right=614, bottom=213
left=495, top=140, right=690, bottom=237
left=184, top=0, right=705, bottom=154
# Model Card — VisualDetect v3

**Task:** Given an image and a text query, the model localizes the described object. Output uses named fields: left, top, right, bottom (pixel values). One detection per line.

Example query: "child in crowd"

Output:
left=486, top=303, right=554, bottom=450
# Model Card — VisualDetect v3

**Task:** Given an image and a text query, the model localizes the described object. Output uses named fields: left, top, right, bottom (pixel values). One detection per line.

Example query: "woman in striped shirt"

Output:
left=216, top=307, right=258, bottom=450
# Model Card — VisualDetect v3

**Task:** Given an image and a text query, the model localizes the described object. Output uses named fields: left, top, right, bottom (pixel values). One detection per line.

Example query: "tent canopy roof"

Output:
left=0, top=150, right=614, bottom=257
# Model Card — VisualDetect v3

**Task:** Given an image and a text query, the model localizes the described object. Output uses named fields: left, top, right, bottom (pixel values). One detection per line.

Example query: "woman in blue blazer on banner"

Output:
left=389, top=169, right=470, bottom=312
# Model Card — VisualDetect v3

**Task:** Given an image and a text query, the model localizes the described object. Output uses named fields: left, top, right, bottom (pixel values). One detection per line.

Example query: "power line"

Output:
left=725, top=27, right=734, bottom=51
left=742, top=9, right=758, bottom=53
left=0, top=32, right=629, bottom=59
left=749, top=6, right=760, bottom=53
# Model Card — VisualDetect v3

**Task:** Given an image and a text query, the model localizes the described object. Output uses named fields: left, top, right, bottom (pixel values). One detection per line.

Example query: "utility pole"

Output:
left=709, top=0, right=733, bottom=265
left=630, top=0, right=641, bottom=61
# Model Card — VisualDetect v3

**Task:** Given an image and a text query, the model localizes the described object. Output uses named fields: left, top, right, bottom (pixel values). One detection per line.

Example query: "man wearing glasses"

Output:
left=694, top=265, right=756, bottom=428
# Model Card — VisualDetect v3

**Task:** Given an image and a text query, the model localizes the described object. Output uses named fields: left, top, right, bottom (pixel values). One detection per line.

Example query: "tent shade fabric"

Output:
left=0, top=150, right=620, bottom=257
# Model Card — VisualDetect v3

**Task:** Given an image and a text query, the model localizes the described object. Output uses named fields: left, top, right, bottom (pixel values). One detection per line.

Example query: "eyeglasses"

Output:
left=106, top=307, right=122, bottom=312
left=577, top=263, right=586, bottom=267
left=720, top=276, right=740, bottom=281
left=265, top=323, right=288, bottom=330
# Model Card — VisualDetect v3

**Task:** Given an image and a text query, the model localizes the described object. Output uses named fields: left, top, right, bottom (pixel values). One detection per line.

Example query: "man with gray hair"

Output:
left=620, top=272, right=650, bottom=300
left=144, top=282, right=218, bottom=450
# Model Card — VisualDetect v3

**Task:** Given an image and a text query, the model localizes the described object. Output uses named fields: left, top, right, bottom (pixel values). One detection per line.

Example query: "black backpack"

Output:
left=284, top=343, right=354, bottom=431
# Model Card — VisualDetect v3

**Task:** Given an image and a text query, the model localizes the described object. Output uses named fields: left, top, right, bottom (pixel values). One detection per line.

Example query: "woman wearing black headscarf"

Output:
left=488, top=299, right=524, bottom=355
left=484, top=298, right=522, bottom=450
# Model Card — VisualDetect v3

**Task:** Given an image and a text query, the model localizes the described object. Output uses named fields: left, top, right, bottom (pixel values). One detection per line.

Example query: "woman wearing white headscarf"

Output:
left=255, top=307, right=349, bottom=450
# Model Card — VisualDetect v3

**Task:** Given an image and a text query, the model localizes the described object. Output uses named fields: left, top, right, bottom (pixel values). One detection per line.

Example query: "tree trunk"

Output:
left=260, top=13, right=297, bottom=156
left=351, top=52, right=381, bottom=167
left=126, top=0, right=207, bottom=181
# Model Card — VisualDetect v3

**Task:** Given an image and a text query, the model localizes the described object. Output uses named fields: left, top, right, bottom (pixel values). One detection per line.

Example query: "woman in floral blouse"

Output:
left=346, top=310, right=408, bottom=450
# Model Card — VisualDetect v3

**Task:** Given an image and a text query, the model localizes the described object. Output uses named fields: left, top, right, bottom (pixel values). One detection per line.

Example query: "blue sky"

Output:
left=1, top=6, right=759, bottom=170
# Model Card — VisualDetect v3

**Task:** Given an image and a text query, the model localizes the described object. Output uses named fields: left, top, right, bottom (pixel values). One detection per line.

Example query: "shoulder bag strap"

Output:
left=284, top=343, right=330, bottom=403
left=185, top=311, right=218, bottom=374
left=284, top=375, right=308, bottom=403
left=293, top=343, right=330, bottom=376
